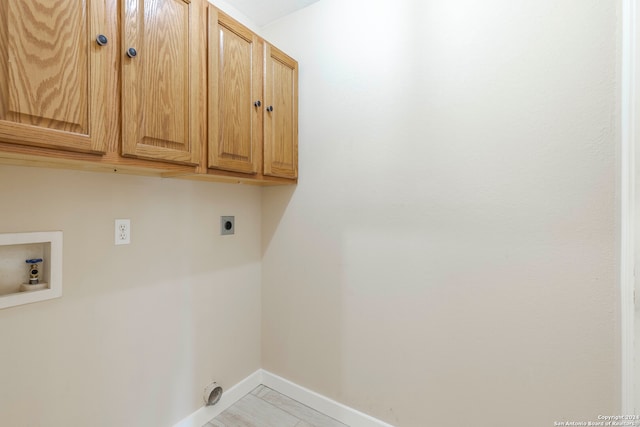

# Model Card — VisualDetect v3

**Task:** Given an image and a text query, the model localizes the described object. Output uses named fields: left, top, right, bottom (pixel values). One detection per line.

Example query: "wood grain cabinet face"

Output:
left=264, top=44, right=298, bottom=179
left=207, top=7, right=298, bottom=181
left=0, top=0, right=110, bottom=154
left=122, top=0, right=206, bottom=166
left=0, top=0, right=298, bottom=183
left=208, top=9, right=263, bottom=174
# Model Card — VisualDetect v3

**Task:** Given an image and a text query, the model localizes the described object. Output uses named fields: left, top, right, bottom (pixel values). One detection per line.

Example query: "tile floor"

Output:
left=205, top=385, right=348, bottom=427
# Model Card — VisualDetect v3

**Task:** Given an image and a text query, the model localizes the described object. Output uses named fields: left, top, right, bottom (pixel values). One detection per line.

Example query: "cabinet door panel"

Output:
left=264, top=44, right=298, bottom=179
left=208, top=9, right=261, bottom=174
left=0, top=0, right=109, bottom=154
left=122, top=0, right=205, bottom=165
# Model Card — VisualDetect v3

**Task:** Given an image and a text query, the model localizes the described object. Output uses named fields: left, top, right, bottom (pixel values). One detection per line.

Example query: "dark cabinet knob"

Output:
left=126, top=47, right=137, bottom=58
left=254, top=100, right=261, bottom=107
left=96, top=34, right=108, bottom=46
left=267, top=106, right=274, bottom=112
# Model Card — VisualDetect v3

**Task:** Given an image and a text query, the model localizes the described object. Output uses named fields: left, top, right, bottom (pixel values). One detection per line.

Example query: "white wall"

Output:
left=261, top=0, right=618, bottom=425
left=208, top=0, right=262, bottom=33
left=0, top=165, right=262, bottom=426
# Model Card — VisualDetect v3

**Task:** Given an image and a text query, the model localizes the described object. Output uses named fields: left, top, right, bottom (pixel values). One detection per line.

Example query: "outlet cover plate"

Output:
left=221, top=216, right=235, bottom=235
left=115, top=219, right=131, bottom=245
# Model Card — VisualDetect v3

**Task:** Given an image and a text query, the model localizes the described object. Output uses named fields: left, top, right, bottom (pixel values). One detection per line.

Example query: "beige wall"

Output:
left=0, top=0, right=621, bottom=425
left=0, top=166, right=262, bottom=426
left=261, top=0, right=618, bottom=425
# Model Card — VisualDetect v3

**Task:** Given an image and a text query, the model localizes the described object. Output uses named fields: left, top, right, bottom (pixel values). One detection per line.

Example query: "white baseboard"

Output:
left=262, top=370, right=395, bottom=427
left=173, top=370, right=263, bottom=427
left=174, top=369, right=395, bottom=427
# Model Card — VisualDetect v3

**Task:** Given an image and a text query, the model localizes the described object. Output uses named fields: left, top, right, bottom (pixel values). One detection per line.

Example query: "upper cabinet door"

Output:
left=0, top=0, right=111, bottom=154
left=264, top=44, right=298, bottom=180
left=122, top=0, right=205, bottom=166
left=208, top=8, right=262, bottom=174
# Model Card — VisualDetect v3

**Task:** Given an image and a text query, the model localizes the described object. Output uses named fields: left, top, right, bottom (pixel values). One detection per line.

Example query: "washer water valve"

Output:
left=26, top=258, right=43, bottom=284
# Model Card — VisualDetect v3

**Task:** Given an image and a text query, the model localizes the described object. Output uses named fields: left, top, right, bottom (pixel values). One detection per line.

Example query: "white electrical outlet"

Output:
left=115, top=219, right=131, bottom=245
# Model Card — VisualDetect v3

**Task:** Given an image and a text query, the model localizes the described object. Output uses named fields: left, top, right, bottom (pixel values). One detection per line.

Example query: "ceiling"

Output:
left=220, top=0, right=321, bottom=27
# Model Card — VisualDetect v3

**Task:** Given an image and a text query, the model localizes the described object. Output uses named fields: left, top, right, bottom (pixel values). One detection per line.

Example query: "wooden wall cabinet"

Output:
left=0, top=0, right=205, bottom=171
left=206, top=7, right=298, bottom=183
left=0, top=0, right=111, bottom=155
left=208, top=8, right=263, bottom=174
left=264, top=44, right=298, bottom=180
left=0, top=1, right=297, bottom=185
left=122, top=0, right=206, bottom=166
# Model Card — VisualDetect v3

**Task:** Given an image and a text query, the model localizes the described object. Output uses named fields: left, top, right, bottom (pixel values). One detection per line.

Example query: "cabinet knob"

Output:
left=254, top=100, right=261, bottom=107
left=126, top=47, right=137, bottom=58
left=267, top=106, right=274, bottom=112
left=96, top=34, right=108, bottom=46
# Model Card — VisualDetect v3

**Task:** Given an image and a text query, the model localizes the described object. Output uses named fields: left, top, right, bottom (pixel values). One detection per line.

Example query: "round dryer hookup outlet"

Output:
left=204, top=382, right=223, bottom=406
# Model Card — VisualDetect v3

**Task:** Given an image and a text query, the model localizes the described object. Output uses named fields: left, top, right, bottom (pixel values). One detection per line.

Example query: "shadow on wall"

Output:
left=261, top=183, right=350, bottom=402
left=262, top=185, right=296, bottom=254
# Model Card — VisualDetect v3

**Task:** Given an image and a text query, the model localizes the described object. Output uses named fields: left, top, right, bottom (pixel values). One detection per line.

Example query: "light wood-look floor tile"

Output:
left=250, top=384, right=271, bottom=399
left=206, top=394, right=299, bottom=427
left=206, top=386, right=349, bottom=427
left=258, top=387, right=347, bottom=427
